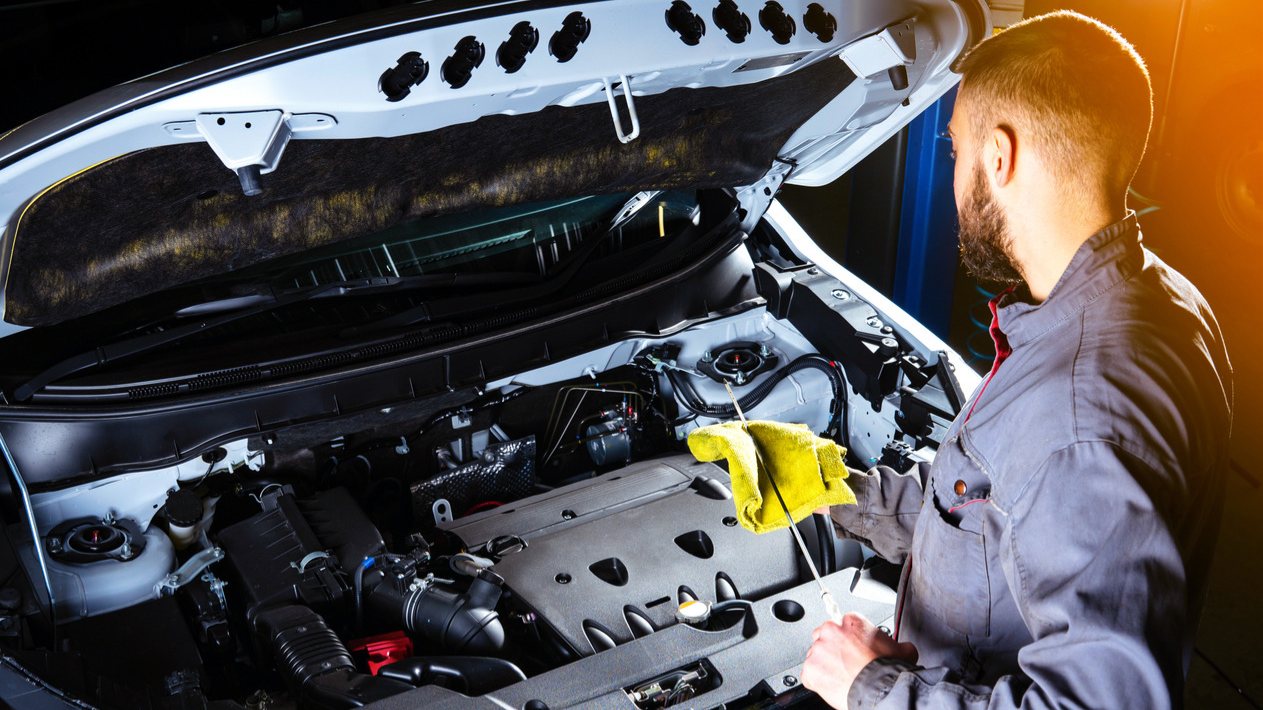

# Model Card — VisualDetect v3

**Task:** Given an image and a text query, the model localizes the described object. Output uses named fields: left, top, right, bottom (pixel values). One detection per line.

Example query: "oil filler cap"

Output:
left=675, top=599, right=712, bottom=626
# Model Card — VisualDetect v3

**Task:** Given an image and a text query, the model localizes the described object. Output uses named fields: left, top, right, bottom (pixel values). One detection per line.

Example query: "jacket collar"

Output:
left=995, top=212, right=1144, bottom=349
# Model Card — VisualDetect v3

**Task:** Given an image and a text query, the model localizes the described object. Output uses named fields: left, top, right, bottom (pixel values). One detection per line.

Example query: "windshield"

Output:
left=224, top=191, right=700, bottom=292
left=0, top=189, right=710, bottom=401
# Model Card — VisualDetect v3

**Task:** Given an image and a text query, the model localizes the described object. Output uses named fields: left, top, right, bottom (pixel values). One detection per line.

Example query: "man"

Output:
left=802, top=11, right=1232, bottom=710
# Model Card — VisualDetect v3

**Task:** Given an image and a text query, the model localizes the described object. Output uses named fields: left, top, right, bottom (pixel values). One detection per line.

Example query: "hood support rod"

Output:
left=604, top=75, right=640, bottom=144
left=0, top=433, right=56, bottom=631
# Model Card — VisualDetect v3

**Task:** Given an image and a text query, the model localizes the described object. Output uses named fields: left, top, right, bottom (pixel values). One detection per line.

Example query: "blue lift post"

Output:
left=892, top=86, right=960, bottom=339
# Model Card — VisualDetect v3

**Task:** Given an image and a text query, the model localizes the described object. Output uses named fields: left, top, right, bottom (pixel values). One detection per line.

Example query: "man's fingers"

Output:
left=813, top=619, right=844, bottom=643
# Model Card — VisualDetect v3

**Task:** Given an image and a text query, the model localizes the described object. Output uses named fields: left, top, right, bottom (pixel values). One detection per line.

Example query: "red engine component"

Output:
left=348, top=630, right=414, bottom=675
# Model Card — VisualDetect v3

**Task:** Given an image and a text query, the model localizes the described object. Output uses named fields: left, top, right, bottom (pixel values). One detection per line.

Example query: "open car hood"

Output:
left=0, top=0, right=988, bottom=333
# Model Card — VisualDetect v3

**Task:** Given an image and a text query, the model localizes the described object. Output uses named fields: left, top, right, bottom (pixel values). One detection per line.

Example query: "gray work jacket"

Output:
left=830, top=214, right=1233, bottom=709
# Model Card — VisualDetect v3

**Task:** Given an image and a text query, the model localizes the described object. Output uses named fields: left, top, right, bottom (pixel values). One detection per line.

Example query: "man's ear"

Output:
left=988, top=125, right=1018, bottom=188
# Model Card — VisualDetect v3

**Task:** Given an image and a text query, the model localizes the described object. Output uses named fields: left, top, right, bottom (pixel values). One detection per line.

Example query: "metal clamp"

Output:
left=156, top=547, right=225, bottom=596
left=290, top=551, right=330, bottom=573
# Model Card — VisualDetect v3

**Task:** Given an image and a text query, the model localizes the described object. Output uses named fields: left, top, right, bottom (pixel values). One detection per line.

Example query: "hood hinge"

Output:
left=838, top=20, right=917, bottom=90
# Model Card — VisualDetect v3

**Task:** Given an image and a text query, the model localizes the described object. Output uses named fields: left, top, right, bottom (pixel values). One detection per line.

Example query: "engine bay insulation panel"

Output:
left=6, top=60, right=852, bottom=328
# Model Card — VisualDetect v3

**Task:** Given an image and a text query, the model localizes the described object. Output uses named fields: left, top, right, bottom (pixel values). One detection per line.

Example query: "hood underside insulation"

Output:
left=7, top=59, right=853, bottom=327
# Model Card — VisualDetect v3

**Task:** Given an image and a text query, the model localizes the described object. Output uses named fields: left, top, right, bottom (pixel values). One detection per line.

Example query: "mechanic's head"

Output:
left=948, top=10, right=1152, bottom=287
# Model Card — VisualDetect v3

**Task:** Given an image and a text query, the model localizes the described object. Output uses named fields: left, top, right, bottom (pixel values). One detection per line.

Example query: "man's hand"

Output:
left=801, top=613, right=919, bottom=709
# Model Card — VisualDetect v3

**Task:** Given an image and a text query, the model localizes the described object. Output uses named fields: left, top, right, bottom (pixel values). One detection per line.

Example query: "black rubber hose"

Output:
left=366, top=569, right=506, bottom=655
left=353, top=558, right=371, bottom=633
left=666, top=355, right=849, bottom=445
left=254, top=605, right=413, bottom=710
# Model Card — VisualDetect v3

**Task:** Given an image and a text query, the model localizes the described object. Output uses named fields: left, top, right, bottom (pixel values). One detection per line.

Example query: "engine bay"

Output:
left=0, top=227, right=970, bottom=709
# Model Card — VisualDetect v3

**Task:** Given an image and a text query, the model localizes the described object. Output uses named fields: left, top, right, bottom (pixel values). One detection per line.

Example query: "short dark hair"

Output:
left=955, top=11, right=1152, bottom=200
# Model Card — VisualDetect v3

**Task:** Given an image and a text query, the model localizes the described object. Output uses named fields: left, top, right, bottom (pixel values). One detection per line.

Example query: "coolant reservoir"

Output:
left=164, top=488, right=205, bottom=550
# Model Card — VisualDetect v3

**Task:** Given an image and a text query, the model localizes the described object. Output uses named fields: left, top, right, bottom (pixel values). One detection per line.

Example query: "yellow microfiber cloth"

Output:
left=687, top=421, right=856, bottom=534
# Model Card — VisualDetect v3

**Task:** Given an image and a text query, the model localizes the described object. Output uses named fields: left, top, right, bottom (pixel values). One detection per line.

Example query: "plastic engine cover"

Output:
left=440, top=455, right=798, bottom=655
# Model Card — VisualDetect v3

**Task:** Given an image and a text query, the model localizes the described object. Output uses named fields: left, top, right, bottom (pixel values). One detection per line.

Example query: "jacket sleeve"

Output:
left=848, top=442, right=1189, bottom=710
left=826, top=462, right=928, bottom=564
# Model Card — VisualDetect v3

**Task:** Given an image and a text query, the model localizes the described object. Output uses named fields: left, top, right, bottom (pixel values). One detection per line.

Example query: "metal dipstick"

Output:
left=723, top=382, right=843, bottom=624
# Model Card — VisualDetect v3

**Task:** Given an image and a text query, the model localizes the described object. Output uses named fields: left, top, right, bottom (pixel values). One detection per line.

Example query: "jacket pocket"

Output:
left=909, top=500, right=992, bottom=637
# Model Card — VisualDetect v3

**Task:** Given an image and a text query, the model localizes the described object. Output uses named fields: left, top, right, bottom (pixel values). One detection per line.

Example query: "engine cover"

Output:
left=440, top=455, right=799, bottom=655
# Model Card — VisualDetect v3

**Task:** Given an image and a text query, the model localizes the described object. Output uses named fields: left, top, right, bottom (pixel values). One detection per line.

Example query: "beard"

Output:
left=957, top=162, right=1024, bottom=285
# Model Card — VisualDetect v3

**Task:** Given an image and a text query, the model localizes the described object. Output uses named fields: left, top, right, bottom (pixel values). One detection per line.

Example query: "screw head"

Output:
left=830, top=289, right=850, bottom=300
left=701, top=350, right=713, bottom=362
left=783, top=675, right=798, bottom=687
left=561, top=509, right=576, bottom=520
left=722, top=516, right=738, bottom=527
left=555, top=573, right=571, bottom=584
left=807, top=267, right=820, bottom=275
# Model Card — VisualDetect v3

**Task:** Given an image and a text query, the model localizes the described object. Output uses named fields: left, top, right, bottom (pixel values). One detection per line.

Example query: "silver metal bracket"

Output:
left=604, top=76, right=640, bottom=144
left=162, top=112, right=335, bottom=196
left=156, top=547, right=225, bottom=596
left=735, top=170, right=787, bottom=233
left=433, top=498, right=454, bottom=525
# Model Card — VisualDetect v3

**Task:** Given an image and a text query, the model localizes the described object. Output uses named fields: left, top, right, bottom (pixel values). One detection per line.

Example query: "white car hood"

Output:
left=0, top=0, right=987, bottom=334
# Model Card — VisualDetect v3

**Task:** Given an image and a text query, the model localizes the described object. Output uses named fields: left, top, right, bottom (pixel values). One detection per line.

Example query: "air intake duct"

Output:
left=254, top=605, right=413, bottom=709
left=367, top=567, right=506, bottom=655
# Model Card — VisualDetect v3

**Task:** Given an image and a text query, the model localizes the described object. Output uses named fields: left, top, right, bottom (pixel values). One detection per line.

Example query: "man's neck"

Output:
left=1011, top=197, right=1126, bottom=302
